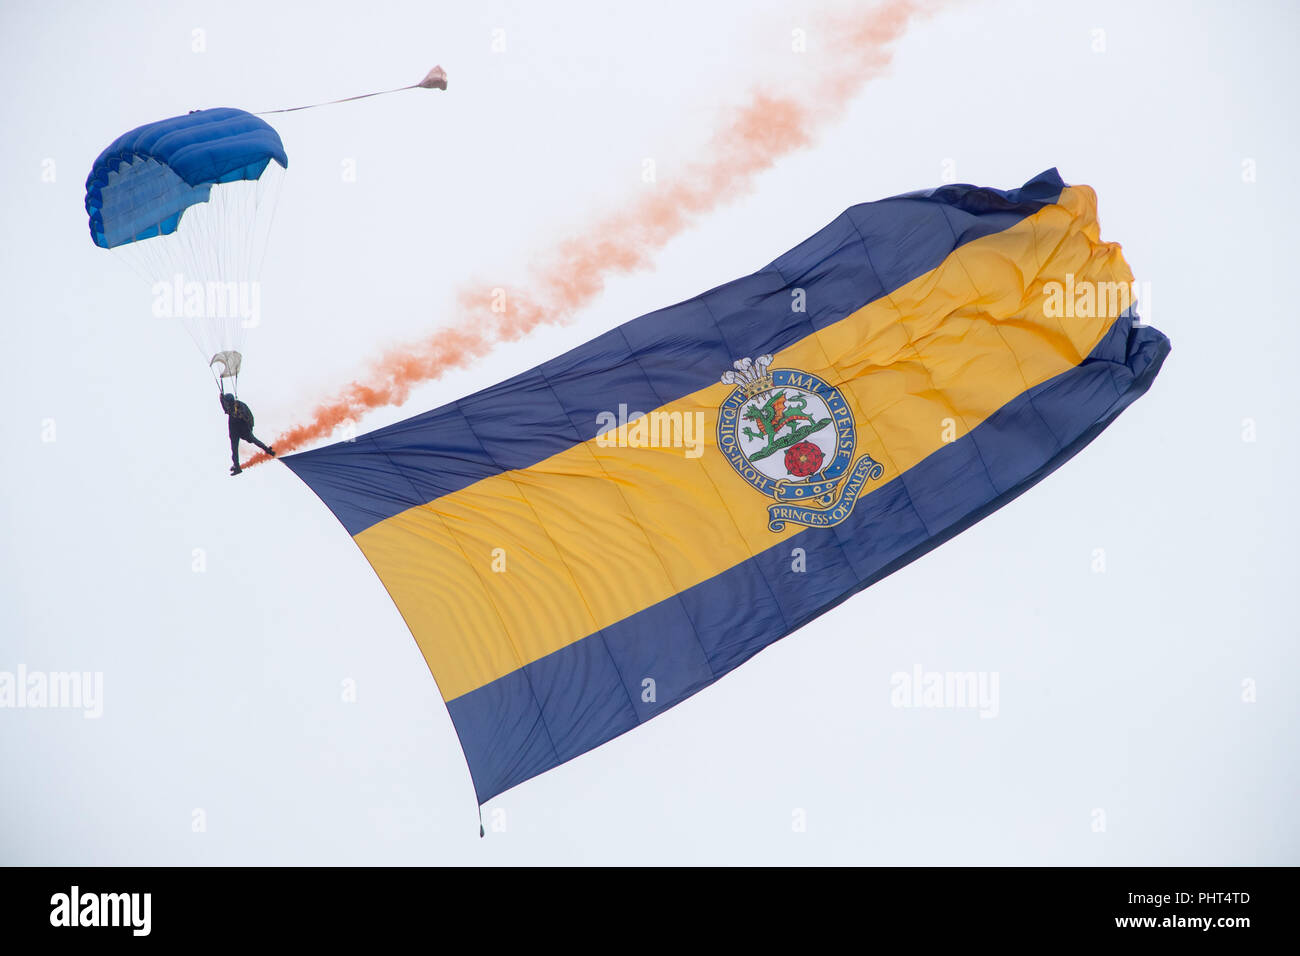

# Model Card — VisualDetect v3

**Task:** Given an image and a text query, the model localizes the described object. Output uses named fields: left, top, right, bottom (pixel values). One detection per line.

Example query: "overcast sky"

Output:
left=1, top=0, right=1296, bottom=864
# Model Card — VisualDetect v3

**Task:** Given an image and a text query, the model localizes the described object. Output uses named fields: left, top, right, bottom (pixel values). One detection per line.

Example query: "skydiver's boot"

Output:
left=231, top=464, right=243, bottom=476
left=266, top=446, right=276, bottom=457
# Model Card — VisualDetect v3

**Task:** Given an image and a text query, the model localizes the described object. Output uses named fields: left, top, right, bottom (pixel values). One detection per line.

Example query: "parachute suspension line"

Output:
left=110, top=242, right=214, bottom=371
left=109, top=174, right=283, bottom=376
left=214, top=372, right=237, bottom=400
left=109, top=244, right=159, bottom=289
left=254, top=66, right=446, bottom=115
left=253, top=165, right=283, bottom=295
left=216, top=180, right=233, bottom=356
left=162, top=169, right=283, bottom=367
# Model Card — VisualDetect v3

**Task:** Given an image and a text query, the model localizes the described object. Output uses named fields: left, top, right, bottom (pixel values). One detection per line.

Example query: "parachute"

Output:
left=84, top=108, right=288, bottom=393
left=209, top=349, right=243, bottom=383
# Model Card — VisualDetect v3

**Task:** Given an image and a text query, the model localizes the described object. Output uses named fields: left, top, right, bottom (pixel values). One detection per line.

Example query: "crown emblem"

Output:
left=720, top=354, right=774, bottom=398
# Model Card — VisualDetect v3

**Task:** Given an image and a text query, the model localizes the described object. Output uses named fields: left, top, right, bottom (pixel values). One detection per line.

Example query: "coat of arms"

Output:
left=717, top=355, right=883, bottom=531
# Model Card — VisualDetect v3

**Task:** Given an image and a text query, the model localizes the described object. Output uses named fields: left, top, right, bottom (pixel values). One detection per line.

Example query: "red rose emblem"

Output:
left=784, top=441, right=823, bottom=478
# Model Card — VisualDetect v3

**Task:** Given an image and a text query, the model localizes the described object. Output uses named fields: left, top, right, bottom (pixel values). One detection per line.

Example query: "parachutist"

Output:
left=221, top=393, right=274, bottom=475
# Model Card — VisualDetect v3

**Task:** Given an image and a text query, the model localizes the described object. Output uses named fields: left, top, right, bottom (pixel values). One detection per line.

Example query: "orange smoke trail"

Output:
left=245, top=0, right=939, bottom=468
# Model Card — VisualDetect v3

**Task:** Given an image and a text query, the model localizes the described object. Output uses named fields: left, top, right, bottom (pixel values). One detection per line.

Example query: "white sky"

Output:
left=1, top=0, right=1296, bottom=864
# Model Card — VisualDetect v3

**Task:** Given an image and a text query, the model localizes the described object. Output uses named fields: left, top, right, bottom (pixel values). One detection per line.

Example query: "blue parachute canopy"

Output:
left=84, top=108, right=288, bottom=249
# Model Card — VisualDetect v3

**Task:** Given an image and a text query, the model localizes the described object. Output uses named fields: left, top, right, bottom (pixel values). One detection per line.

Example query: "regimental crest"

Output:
left=717, top=356, right=883, bottom=532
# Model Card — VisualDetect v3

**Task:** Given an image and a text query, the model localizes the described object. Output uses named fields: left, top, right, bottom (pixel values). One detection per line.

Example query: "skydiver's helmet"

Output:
left=220, top=393, right=236, bottom=414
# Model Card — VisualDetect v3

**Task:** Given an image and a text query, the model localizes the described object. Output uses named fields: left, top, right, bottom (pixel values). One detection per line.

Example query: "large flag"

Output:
left=285, top=170, right=1170, bottom=803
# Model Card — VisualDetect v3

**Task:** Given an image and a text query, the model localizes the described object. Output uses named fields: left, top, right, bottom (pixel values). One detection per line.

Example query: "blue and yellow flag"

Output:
left=285, top=170, right=1169, bottom=802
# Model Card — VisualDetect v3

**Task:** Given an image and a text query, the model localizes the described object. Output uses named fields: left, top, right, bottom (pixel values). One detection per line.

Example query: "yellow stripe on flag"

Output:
left=356, top=185, right=1133, bottom=700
